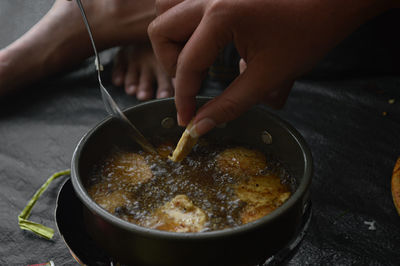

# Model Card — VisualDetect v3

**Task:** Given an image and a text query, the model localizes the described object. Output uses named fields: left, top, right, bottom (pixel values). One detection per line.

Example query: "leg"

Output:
left=0, top=0, right=156, bottom=96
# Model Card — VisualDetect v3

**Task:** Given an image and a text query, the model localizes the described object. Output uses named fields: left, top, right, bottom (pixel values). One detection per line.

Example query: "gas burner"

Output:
left=55, top=179, right=311, bottom=266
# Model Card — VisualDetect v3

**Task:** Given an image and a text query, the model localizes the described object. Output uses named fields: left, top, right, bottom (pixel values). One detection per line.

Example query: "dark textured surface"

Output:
left=54, top=179, right=312, bottom=265
left=0, top=1, right=400, bottom=265
left=1, top=59, right=399, bottom=265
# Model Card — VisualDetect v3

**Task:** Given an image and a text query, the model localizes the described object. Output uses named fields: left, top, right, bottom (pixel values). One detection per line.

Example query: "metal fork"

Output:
left=75, top=0, right=156, bottom=154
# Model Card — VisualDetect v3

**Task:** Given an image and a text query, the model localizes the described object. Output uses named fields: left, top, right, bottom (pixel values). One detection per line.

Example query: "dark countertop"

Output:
left=0, top=2, right=399, bottom=265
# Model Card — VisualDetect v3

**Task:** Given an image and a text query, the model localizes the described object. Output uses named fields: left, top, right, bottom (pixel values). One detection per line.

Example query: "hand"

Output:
left=148, top=0, right=395, bottom=136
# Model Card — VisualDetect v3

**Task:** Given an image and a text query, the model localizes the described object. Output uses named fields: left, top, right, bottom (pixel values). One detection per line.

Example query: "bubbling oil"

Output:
left=86, top=139, right=293, bottom=232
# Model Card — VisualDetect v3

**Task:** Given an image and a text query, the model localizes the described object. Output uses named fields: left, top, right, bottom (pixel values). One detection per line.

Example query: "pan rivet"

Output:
left=261, top=130, right=272, bottom=144
left=161, top=117, right=175, bottom=129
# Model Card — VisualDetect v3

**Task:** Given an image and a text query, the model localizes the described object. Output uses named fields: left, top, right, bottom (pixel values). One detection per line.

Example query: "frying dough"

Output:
left=88, top=151, right=152, bottom=213
left=235, top=174, right=291, bottom=224
left=216, top=147, right=267, bottom=178
left=216, top=146, right=290, bottom=224
left=102, top=151, right=153, bottom=185
left=88, top=183, right=132, bottom=214
left=169, top=120, right=198, bottom=162
left=146, top=194, right=207, bottom=232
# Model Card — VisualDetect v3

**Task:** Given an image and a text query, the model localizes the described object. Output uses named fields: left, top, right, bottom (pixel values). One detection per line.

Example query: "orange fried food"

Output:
left=235, top=174, right=291, bottom=224
left=102, top=151, right=153, bottom=185
left=216, top=147, right=267, bottom=178
left=88, top=151, right=152, bottom=214
left=391, top=157, right=400, bottom=215
left=88, top=183, right=132, bottom=214
left=146, top=194, right=207, bottom=232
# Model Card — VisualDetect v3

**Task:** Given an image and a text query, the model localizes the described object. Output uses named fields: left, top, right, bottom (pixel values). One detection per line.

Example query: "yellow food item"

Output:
left=88, top=183, right=131, bottom=214
left=87, top=152, right=152, bottom=214
left=146, top=195, right=207, bottom=232
left=169, top=121, right=198, bottom=162
left=217, top=147, right=290, bottom=224
left=102, top=151, right=152, bottom=185
left=156, top=141, right=175, bottom=158
left=235, top=174, right=291, bottom=224
left=391, top=157, right=400, bottom=215
left=88, top=142, right=292, bottom=231
left=216, top=147, right=267, bottom=178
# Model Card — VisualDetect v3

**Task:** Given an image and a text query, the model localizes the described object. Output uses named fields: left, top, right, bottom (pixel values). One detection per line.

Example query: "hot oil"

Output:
left=87, top=139, right=293, bottom=232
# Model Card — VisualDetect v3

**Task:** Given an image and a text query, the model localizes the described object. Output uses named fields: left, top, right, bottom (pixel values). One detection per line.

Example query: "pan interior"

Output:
left=73, top=97, right=311, bottom=235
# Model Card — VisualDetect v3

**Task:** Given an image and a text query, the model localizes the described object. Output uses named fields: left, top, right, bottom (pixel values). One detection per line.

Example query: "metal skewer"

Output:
left=75, top=0, right=156, bottom=154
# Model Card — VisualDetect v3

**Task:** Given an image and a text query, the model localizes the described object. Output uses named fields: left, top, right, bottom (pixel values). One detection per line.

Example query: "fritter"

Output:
left=235, top=174, right=291, bottom=224
left=101, top=151, right=153, bottom=186
left=145, top=194, right=207, bottom=232
left=88, top=151, right=152, bottom=214
left=88, top=182, right=132, bottom=214
left=216, top=147, right=268, bottom=178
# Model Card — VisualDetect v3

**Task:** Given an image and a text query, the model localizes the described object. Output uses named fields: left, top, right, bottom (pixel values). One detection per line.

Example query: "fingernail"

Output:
left=158, top=91, right=170, bottom=98
left=113, top=75, right=123, bottom=86
left=177, top=113, right=184, bottom=126
left=189, top=118, right=216, bottom=138
left=126, top=85, right=136, bottom=94
left=137, top=91, right=148, bottom=100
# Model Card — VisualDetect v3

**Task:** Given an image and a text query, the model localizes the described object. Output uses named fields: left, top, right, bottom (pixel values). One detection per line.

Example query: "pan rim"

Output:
left=71, top=96, right=313, bottom=240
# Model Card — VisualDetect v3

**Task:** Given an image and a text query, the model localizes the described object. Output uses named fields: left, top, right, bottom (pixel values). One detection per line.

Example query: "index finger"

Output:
left=148, top=1, right=203, bottom=76
left=174, top=14, right=232, bottom=125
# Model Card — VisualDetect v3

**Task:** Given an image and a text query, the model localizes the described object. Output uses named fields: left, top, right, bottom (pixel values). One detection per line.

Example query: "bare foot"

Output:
left=0, top=0, right=156, bottom=96
left=112, top=45, right=174, bottom=101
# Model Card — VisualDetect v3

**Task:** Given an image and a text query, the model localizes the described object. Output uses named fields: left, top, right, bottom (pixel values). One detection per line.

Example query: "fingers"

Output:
left=148, top=0, right=204, bottom=76
left=155, top=0, right=185, bottom=15
left=191, top=62, right=293, bottom=137
left=261, top=79, right=293, bottom=109
left=173, top=14, right=232, bottom=125
left=150, top=0, right=291, bottom=132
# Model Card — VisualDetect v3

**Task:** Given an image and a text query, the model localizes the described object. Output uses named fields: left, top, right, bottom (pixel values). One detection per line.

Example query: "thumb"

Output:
left=189, top=62, right=291, bottom=137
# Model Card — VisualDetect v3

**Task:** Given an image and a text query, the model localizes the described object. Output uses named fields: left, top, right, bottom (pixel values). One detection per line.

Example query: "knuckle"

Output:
left=263, top=90, right=289, bottom=109
left=147, top=20, right=157, bottom=39
left=205, top=0, right=236, bottom=29
left=215, top=96, right=242, bottom=122
left=155, top=0, right=168, bottom=15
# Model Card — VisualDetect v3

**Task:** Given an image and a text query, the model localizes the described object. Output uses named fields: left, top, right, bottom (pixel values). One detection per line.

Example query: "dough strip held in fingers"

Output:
left=169, top=120, right=198, bottom=162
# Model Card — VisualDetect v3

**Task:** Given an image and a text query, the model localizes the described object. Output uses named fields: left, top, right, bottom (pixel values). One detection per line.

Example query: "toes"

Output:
left=112, top=49, right=127, bottom=87
left=124, top=58, right=140, bottom=96
left=114, top=45, right=173, bottom=100
left=155, top=66, right=174, bottom=98
left=136, top=66, right=155, bottom=101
